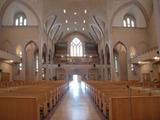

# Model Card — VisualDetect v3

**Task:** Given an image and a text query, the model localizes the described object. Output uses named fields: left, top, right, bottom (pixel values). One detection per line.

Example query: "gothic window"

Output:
left=123, top=15, right=136, bottom=27
left=35, top=55, right=39, bottom=72
left=115, top=56, right=118, bottom=73
left=14, top=12, right=27, bottom=26
left=70, top=38, right=83, bottom=57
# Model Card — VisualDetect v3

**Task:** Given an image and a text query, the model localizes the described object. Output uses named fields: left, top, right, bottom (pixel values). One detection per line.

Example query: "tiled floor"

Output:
left=50, top=80, right=103, bottom=120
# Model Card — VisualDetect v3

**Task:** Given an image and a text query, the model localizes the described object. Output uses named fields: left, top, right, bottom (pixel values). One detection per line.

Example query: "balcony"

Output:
left=131, top=47, right=159, bottom=64
left=54, top=55, right=99, bottom=64
left=0, top=50, right=21, bottom=63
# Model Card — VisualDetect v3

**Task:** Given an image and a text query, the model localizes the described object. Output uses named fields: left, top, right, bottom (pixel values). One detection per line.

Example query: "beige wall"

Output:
left=0, top=0, right=159, bottom=81
left=0, top=26, right=39, bottom=80
left=0, top=27, right=39, bottom=54
left=2, top=1, right=38, bottom=26
left=147, top=14, right=158, bottom=49
left=111, top=27, right=150, bottom=80
left=112, top=27, right=149, bottom=55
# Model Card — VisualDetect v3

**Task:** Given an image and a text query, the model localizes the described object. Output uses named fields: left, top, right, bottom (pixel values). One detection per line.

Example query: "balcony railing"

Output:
left=0, top=49, right=21, bottom=63
left=54, top=56, right=99, bottom=64
left=131, top=47, right=159, bottom=63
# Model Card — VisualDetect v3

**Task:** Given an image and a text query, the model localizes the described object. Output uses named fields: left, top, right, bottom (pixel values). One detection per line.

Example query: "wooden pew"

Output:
left=0, top=96, right=40, bottom=120
left=109, top=96, right=160, bottom=120
left=85, top=80, right=160, bottom=119
left=0, top=80, right=69, bottom=120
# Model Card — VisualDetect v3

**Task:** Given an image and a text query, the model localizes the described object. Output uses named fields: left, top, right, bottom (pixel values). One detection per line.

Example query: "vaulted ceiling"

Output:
left=0, top=0, right=153, bottom=43
left=43, top=0, right=107, bottom=43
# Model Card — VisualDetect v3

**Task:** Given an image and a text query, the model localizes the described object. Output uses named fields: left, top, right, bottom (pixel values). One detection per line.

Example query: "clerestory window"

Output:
left=123, top=15, right=136, bottom=28
left=14, top=12, right=27, bottom=26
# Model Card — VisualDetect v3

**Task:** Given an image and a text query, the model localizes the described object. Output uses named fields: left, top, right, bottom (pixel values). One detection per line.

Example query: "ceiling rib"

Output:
left=91, top=25, right=100, bottom=41
left=89, top=32, right=97, bottom=43
left=47, top=15, right=57, bottom=36
left=57, top=32, right=64, bottom=42
left=93, top=16, right=104, bottom=37
left=52, top=24, right=61, bottom=41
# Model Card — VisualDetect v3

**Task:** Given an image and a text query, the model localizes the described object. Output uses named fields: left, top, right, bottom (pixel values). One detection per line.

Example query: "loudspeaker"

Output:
left=93, top=64, right=96, bottom=68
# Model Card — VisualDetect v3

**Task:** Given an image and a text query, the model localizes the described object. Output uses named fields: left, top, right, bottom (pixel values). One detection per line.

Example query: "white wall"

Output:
left=2, top=1, right=38, bottom=26
left=112, top=4, right=147, bottom=28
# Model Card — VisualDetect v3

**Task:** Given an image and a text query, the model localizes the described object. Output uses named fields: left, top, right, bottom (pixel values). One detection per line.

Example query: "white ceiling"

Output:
left=43, top=0, right=107, bottom=42
left=0, top=0, right=153, bottom=42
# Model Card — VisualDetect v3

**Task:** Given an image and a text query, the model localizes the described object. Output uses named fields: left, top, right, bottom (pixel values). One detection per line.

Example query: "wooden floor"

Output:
left=50, top=80, right=103, bottom=120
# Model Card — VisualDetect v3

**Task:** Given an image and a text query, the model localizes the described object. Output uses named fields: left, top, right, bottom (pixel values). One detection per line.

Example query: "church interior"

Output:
left=0, top=0, right=160, bottom=120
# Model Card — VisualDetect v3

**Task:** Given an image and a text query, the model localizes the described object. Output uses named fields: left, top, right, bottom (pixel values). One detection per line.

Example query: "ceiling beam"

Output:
left=89, top=32, right=97, bottom=43
left=91, top=25, right=100, bottom=41
left=57, top=32, right=64, bottom=42
left=93, top=16, right=104, bottom=37
left=52, top=24, right=61, bottom=41
left=47, top=15, right=57, bottom=36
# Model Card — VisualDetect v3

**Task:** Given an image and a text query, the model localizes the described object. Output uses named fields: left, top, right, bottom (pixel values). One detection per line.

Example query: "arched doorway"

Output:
left=42, top=44, right=47, bottom=64
left=113, top=42, right=127, bottom=80
left=105, top=44, right=110, bottom=65
left=48, top=49, right=52, bottom=64
left=100, top=50, right=104, bottom=64
left=25, top=41, right=38, bottom=80
left=105, top=44, right=111, bottom=80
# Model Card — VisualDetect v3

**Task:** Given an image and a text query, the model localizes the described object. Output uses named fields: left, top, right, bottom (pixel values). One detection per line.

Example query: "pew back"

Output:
left=109, top=96, right=160, bottom=120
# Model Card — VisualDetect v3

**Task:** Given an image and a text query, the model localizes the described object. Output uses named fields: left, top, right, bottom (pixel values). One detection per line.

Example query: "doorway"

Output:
left=69, top=74, right=85, bottom=96
left=73, top=74, right=78, bottom=82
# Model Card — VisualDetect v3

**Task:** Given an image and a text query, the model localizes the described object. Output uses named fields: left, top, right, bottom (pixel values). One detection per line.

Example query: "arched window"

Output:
left=114, top=56, right=118, bottom=73
left=70, top=37, right=83, bottom=57
left=35, top=55, right=39, bottom=73
left=123, top=15, right=136, bottom=28
left=14, top=12, right=27, bottom=26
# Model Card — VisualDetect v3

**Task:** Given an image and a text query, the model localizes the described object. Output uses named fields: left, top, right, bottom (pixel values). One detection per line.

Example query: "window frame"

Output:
left=70, top=37, right=84, bottom=57
left=114, top=55, right=119, bottom=73
left=123, top=15, right=136, bottom=28
left=14, top=12, right=27, bottom=26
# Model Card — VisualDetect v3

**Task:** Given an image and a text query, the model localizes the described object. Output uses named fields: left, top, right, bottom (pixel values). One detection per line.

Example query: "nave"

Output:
left=0, top=78, right=160, bottom=120
left=0, top=0, right=160, bottom=120
left=50, top=78, right=104, bottom=120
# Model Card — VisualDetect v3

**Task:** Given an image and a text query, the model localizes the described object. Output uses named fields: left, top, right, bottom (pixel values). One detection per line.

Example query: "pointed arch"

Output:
left=48, top=49, right=52, bottom=64
left=42, top=43, right=47, bottom=64
left=113, top=41, right=127, bottom=52
left=105, top=43, right=110, bottom=65
left=100, top=49, right=104, bottom=64
left=25, top=41, right=39, bottom=80
left=111, top=1, right=149, bottom=27
left=25, top=41, right=38, bottom=50
left=113, top=41, right=128, bottom=80
left=70, top=37, right=83, bottom=57
left=0, top=0, right=40, bottom=26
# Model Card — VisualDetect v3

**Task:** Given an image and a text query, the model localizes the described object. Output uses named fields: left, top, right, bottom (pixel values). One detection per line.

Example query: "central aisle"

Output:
left=50, top=80, right=103, bottom=120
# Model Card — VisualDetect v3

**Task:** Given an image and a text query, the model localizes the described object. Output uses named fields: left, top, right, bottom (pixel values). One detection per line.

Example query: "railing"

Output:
left=43, top=64, right=105, bottom=69
left=54, top=56, right=99, bottom=64
left=132, top=47, right=159, bottom=63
